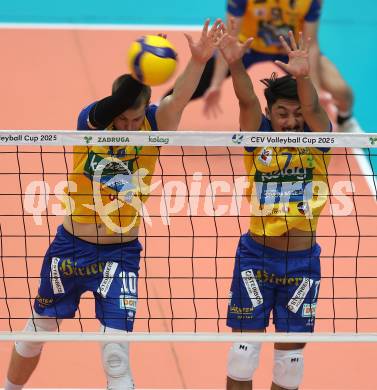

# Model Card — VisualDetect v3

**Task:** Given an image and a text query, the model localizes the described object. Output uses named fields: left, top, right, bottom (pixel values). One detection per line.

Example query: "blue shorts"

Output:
left=227, top=233, right=321, bottom=332
left=242, top=49, right=289, bottom=69
left=34, top=225, right=142, bottom=331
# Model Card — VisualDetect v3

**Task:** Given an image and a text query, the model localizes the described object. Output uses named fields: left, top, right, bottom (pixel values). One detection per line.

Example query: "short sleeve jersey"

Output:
left=64, top=103, right=159, bottom=234
left=244, top=115, right=331, bottom=236
left=227, top=0, right=321, bottom=54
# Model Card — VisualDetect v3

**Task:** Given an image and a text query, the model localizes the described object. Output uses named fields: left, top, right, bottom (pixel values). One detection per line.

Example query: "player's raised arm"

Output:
left=203, top=13, right=243, bottom=119
left=156, top=19, right=221, bottom=130
left=215, top=21, right=261, bottom=132
left=275, top=31, right=331, bottom=132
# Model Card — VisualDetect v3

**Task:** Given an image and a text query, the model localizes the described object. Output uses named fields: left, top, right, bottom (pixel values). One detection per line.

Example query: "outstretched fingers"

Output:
left=288, top=30, right=298, bottom=51
left=303, top=35, right=312, bottom=53
left=274, top=60, right=289, bottom=73
left=228, top=17, right=237, bottom=36
left=184, top=33, right=194, bottom=47
left=218, top=33, right=232, bottom=50
left=208, top=19, right=222, bottom=40
left=243, top=37, right=254, bottom=52
left=298, top=31, right=304, bottom=50
left=201, top=19, right=210, bottom=38
left=279, top=34, right=292, bottom=54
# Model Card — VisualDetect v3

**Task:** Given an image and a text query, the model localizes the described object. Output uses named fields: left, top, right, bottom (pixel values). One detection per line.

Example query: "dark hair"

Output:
left=112, top=74, right=152, bottom=109
left=261, top=73, right=298, bottom=109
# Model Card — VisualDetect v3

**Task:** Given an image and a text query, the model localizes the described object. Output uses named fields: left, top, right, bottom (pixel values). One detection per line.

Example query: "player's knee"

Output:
left=272, top=348, right=304, bottom=389
left=102, top=342, right=130, bottom=378
left=101, top=326, right=134, bottom=389
left=337, top=83, right=354, bottom=105
left=227, top=342, right=261, bottom=381
left=15, top=312, right=61, bottom=358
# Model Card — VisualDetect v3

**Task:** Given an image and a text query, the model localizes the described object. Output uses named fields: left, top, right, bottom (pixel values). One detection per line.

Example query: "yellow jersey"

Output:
left=227, top=0, right=321, bottom=54
left=64, top=103, right=159, bottom=234
left=244, top=117, right=331, bottom=236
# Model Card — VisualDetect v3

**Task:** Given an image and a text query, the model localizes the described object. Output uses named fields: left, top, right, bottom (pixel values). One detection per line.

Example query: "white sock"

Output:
left=338, top=110, right=351, bottom=118
left=4, top=378, right=24, bottom=390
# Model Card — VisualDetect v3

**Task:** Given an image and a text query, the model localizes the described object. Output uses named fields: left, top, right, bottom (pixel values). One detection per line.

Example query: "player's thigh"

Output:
left=94, top=264, right=139, bottom=331
left=274, top=342, right=306, bottom=350
left=227, top=233, right=275, bottom=331
left=34, top=231, right=85, bottom=318
left=274, top=273, right=321, bottom=333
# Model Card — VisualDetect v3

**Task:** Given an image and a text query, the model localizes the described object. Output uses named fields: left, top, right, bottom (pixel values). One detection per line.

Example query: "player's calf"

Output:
left=5, top=311, right=61, bottom=389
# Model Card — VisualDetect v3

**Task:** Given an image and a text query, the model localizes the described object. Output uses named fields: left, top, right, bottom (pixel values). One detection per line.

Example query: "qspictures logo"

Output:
left=369, top=137, right=377, bottom=146
left=83, top=155, right=150, bottom=234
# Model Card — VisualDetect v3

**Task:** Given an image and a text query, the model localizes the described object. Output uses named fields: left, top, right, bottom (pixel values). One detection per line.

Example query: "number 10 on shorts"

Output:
left=119, top=271, right=138, bottom=311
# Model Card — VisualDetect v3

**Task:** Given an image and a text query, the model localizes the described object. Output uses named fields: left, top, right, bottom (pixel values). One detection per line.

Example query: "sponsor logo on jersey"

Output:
left=241, top=269, right=263, bottom=307
left=35, top=294, right=54, bottom=308
left=97, top=261, right=118, bottom=298
left=84, top=151, right=136, bottom=178
left=258, top=148, right=272, bottom=166
left=255, top=269, right=303, bottom=286
left=255, top=167, right=313, bottom=183
left=302, top=303, right=317, bottom=317
left=50, top=257, right=65, bottom=294
left=287, top=278, right=313, bottom=313
left=59, top=259, right=106, bottom=277
left=120, top=295, right=138, bottom=311
left=229, top=304, right=253, bottom=315
left=297, top=201, right=309, bottom=215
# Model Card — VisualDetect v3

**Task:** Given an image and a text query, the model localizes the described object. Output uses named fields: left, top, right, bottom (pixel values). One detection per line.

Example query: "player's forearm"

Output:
left=89, top=77, right=144, bottom=128
left=210, top=52, right=229, bottom=88
left=169, top=58, right=206, bottom=110
left=296, top=75, right=321, bottom=114
left=229, top=59, right=257, bottom=107
left=308, top=42, right=321, bottom=91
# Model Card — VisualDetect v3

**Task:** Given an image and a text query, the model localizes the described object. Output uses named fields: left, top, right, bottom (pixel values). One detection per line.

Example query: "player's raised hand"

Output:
left=275, top=31, right=311, bottom=77
left=203, top=86, right=223, bottom=119
left=184, top=19, right=222, bottom=64
left=214, top=22, right=253, bottom=65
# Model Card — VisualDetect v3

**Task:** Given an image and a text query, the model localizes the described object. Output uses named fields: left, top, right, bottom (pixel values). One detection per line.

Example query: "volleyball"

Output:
left=127, top=35, right=178, bottom=86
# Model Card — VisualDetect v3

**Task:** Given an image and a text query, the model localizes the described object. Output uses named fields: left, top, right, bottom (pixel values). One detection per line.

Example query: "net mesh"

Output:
left=0, top=131, right=376, bottom=341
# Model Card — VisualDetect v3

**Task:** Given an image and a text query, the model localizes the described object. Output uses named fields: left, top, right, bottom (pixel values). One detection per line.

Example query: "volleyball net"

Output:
left=0, top=130, right=376, bottom=343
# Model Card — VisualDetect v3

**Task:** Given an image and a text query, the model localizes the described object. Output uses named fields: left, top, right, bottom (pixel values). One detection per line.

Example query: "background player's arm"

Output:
left=156, top=19, right=220, bottom=130
left=303, top=20, right=321, bottom=91
left=216, top=22, right=261, bottom=131
left=275, top=31, right=330, bottom=132
left=203, top=7, right=244, bottom=117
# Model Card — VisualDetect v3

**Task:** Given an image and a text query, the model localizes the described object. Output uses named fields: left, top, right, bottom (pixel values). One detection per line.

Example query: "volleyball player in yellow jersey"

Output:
left=4, top=20, right=221, bottom=390
left=169, top=0, right=361, bottom=133
left=215, top=21, right=331, bottom=390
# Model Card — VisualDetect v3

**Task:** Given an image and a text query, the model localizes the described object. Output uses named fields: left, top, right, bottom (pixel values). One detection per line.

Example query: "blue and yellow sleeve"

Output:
left=145, top=104, right=159, bottom=131
left=305, top=0, right=322, bottom=22
left=244, top=115, right=271, bottom=153
left=226, top=0, right=248, bottom=17
left=77, top=102, right=97, bottom=130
